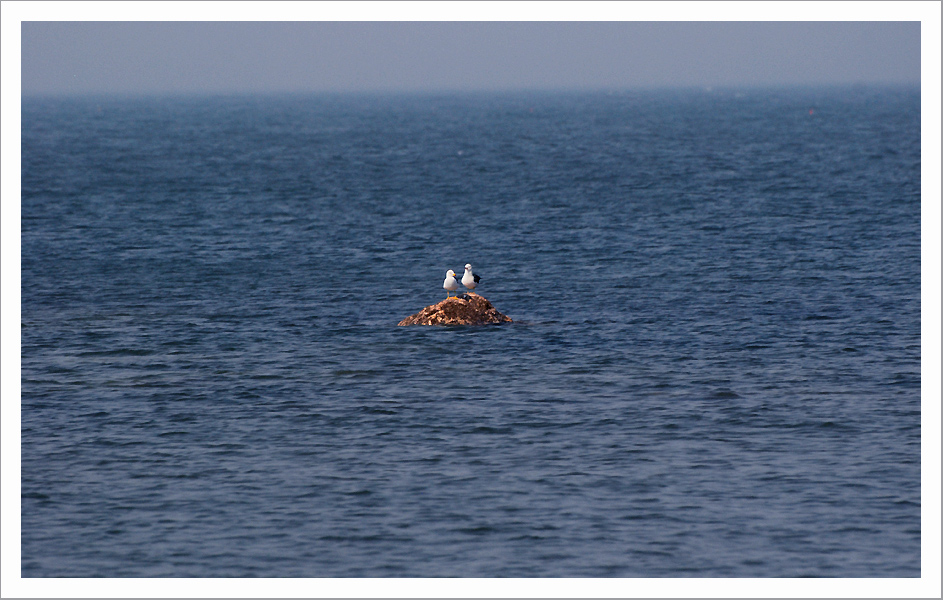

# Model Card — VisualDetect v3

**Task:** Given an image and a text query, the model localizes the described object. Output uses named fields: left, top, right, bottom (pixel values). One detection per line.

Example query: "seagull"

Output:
left=443, top=269, right=460, bottom=298
left=461, top=263, right=481, bottom=292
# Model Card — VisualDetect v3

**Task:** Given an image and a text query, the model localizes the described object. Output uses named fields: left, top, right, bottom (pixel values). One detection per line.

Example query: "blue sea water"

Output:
left=20, top=87, right=921, bottom=577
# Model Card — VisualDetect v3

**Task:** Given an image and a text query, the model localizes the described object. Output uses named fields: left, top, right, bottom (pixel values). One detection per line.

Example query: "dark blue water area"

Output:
left=21, top=87, right=920, bottom=577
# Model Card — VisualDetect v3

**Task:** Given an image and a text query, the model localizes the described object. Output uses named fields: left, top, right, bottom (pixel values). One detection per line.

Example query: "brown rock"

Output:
left=398, top=293, right=513, bottom=326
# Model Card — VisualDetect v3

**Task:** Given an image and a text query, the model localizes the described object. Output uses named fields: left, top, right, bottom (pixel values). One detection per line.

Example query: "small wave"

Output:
left=468, top=426, right=513, bottom=435
left=332, top=369, right=381, bottom=379
left=22, top=491, right=52, bottom=501
left=76, top=348, right=154, bottom=357
left=456, top=525, right=497, bottom=535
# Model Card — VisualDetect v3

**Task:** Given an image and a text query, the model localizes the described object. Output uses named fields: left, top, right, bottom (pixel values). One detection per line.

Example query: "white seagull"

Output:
left=443, top=269, right=460, bottom=298
left=461, top=263, right=481, bottom=292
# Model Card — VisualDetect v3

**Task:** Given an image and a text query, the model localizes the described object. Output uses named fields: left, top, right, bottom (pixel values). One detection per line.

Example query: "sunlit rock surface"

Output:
left=398, top=293, right=513, bottom=326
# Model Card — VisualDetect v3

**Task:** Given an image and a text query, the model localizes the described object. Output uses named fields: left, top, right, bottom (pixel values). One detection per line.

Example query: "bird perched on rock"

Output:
left=461, top=263, right=481, bottom=292
left=443, top=269, right=460, bottom=298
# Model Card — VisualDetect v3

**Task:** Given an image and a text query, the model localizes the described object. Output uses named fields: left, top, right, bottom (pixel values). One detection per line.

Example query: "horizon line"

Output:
left=20, top=81, right=921, bottom=101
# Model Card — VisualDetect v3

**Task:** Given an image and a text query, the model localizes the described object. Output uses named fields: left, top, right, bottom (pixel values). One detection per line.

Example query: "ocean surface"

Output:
left=21, top=87, right=921, bottom=577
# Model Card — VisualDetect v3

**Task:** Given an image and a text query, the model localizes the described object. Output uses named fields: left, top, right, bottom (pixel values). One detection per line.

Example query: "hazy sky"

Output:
left=21, top=21, right=920, bottom=96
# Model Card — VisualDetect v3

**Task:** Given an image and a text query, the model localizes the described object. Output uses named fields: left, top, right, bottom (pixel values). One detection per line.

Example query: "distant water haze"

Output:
left=20, top=21, right=920, bottom=96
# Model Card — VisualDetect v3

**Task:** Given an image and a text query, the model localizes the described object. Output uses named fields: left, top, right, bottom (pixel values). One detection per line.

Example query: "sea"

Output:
left=20, top=86, right=921, bottom=578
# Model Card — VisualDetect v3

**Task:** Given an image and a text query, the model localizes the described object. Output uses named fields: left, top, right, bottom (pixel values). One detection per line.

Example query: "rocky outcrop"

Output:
left=398, top=293, right=512, bottom=326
